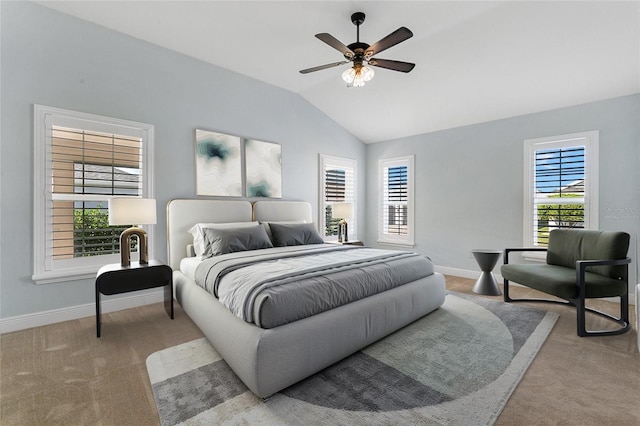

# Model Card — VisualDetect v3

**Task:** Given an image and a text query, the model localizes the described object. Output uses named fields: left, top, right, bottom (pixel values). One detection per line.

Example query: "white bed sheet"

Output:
left=180, top=256, right=202, bottom=281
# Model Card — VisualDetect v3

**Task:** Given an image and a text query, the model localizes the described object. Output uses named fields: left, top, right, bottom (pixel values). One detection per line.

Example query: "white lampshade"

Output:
left=331, top=202, right=353, bottom=220
left=108, top=198, right=157, bottom=226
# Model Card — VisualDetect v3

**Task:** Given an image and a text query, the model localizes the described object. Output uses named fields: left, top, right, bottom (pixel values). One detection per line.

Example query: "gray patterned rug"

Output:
left=146, top=292, right=558, bottom=425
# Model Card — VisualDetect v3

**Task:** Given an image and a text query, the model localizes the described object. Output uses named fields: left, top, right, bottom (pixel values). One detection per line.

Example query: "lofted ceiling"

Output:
left=36, top=1, right=640, bottom=143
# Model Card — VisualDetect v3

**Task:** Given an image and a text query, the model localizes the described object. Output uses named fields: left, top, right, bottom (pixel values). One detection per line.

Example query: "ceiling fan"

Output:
left=300, top=12, right=415, bottom=87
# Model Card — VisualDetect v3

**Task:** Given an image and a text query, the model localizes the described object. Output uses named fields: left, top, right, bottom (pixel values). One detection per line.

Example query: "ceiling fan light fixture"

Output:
left=342, top=64, right=374, bottom=87
left=300, top=12, right=414, bottom=84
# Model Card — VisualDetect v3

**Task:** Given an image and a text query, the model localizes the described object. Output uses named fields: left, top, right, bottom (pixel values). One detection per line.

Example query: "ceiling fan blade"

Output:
left=315, top=33, right=355, bottom=58
left=368, top=58, right=415, bottom=73
left=299, top=61, right=349, bottom=74
left=366, top=27, right=413, bottom=57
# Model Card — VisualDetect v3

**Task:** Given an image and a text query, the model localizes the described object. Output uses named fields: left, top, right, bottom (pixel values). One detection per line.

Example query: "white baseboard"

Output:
left=435, top=265, right=503, bottom=281
left=0, top=289, right=164, bottom=334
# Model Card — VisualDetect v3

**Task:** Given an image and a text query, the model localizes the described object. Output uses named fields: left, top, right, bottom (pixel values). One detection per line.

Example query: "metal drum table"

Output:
left=471, top=249, right=503, bottom=296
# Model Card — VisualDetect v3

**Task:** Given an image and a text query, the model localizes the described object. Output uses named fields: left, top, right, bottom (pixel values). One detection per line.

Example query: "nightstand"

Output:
left=327, top=240, right=364, bottom=246
left=95, top=260, right=173, bottom=337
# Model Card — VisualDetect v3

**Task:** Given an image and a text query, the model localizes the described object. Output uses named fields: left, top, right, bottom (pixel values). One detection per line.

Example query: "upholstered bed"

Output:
left=167, top=199, right=446, bottom=398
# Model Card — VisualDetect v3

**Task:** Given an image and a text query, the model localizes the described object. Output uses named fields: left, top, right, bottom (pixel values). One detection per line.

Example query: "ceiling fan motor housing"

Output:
left=345, top=42, right=371, bottom=60
left=351, top=12, right=366, bottom=26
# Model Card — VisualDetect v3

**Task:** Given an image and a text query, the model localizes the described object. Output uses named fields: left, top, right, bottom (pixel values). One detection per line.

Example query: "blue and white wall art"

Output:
left=245, top=139, right=282, bottom=198
left=195, top=129, right=242, bottom=196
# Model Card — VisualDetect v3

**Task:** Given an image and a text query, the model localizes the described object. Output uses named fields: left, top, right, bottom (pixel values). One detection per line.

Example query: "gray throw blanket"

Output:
left=195, top=245, right=434, bottom=328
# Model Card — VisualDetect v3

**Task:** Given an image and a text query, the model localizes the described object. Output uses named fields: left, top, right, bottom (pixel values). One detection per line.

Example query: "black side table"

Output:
left=95, top=260, right=173, bottom=337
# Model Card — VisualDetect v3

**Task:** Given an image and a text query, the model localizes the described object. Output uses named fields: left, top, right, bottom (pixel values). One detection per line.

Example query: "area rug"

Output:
left=146, top=292, right=558, bottom=425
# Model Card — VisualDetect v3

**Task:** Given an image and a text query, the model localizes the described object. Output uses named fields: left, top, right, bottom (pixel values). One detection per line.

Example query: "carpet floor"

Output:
left=1, top=276, right=638, bottom=425
left=147, top=292, right=558, bottom=425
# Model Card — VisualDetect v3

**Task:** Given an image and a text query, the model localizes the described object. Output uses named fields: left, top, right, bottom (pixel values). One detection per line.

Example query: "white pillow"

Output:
left=188, top=221, right=260, bottom=257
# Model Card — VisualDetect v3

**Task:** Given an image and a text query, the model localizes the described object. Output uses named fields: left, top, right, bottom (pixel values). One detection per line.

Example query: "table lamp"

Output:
left=331, top=202, right=353, bottom=243
left=108, top=197, right=157, bottom=266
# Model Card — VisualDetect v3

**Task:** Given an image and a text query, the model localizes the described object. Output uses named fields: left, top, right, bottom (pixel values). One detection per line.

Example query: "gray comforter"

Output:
left=194, top=245, right=435, bottom=328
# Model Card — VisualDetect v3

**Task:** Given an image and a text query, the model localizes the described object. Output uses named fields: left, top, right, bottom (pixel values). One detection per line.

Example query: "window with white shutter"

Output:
left=33, top=105, right=154, bottom=284
left=524, top=131, right=598, bottom=248
left=378, top=155, right=414, bottom=246
left=319, top=155, right=357, bottom=241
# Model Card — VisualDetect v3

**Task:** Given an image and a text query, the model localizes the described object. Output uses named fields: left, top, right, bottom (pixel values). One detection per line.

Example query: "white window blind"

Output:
left=524, top=131, right=598, bottom=248
left=33, top=105, right=154, bottom=284
left=319, top=155, right=357, bottom=241
left=50, top=126, right=143, bottom=260
left=379, top=156, right=414, bottom=246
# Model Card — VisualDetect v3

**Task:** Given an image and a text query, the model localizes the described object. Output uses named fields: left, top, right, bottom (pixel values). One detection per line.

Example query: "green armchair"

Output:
left=501, top=229, right=631, bottom=337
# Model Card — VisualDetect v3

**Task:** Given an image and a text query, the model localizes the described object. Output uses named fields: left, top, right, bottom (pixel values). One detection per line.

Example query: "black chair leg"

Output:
left=503, top=278, right=512, bottom=302
left=576, top=296, right=587, bottom=337
left=573, top=293, right=630, bottom=337
left=621, top=292, right=629, bottom=326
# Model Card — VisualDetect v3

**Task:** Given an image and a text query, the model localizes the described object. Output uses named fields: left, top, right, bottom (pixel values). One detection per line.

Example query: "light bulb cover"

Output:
left=342, top=64, right=374, bottom=87
left=361, top=66, right=375, bottom=81
left=342, top=67, right=356, bottom=83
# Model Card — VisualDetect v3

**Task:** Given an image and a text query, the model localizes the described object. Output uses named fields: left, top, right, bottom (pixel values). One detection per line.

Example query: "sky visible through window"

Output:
left=535, top=146, right=585, bottom=194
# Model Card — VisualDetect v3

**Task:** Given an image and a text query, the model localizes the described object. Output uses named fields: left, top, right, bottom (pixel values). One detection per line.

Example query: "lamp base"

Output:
left=119, top=227, right=149, bottom=267
left=338, top=220, right=349, bottom=243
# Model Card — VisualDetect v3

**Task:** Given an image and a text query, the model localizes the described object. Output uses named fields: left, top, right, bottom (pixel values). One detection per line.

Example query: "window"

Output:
left=378, top=155, right=414, bottom=246
left=524, top=131, right=598, bottom=248
left=33, top=105, right=154, bottom=284
left=319, top=155, right=357, bottom=241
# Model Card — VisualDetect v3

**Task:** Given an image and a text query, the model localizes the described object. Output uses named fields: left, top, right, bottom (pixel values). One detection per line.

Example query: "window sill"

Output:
left=32, top=266, right=101, bottom=285
left=377, top=239, right=415, bottom=248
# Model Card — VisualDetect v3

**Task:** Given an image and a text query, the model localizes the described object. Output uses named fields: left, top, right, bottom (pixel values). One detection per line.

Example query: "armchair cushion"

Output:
left=501, top=263, right=628, bottom=300
left=546, top=229, right=629, bottom=279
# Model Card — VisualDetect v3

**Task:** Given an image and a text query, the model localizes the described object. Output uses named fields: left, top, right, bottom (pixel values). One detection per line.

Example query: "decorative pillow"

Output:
left=189, top=221, right=259, bottom=257
left=261, top=220, right=306, bottom=241
left=201, top=225, right=273, bottom=258
left=268, top=222, right=324, bottom=247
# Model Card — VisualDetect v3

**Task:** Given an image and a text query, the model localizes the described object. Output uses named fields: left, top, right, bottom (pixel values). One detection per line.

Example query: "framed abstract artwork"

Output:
left=245, top=139, right=282, bottom=198
left=195, top=129, right=242, bottom=196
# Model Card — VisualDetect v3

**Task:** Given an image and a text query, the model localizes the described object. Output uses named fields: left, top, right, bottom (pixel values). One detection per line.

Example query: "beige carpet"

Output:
left=1, top=276, right=639, bottom=425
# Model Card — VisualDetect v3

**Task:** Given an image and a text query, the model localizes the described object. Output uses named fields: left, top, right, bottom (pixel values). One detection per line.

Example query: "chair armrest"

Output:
left=576, top=257, right=631, bottom=269
left=575, top=257, right=632, bottom=297
left=504, top=247, right=547, bottom=264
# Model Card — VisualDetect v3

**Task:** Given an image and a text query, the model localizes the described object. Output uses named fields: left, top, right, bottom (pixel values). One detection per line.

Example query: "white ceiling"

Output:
left=37, top=1, right=640, bottom=143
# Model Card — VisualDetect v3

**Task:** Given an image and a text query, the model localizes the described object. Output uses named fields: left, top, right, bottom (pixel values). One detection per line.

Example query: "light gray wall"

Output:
left=0, top=2, right=365, bottom=318
left=366, top=94, right=640, bottom=287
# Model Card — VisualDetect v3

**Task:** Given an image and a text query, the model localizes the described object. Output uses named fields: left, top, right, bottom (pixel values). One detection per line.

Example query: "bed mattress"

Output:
left=189, top=245, right=436, bottom=328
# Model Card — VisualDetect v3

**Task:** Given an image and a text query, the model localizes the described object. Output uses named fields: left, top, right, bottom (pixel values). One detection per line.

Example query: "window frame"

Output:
left=523, top=130, right=599, bottom=250
left=33, top=105, right=155, bottom=284
left=378, top=155, right=415, bottom=246
left=318, top=154, right=357, bottom=241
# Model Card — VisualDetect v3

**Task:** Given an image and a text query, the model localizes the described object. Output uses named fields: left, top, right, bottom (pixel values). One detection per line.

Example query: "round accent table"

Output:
left=471, top=249, right=503, bottom=296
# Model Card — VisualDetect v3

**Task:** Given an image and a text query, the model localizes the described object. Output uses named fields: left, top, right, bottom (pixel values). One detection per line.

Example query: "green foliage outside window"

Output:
left=536, top=194, right=584, bottom=246
left=325, top=205, right=342, bottom=237
left=73, top=205, right=131, bottom=257
left=536, top=194, right=584, bottom=226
